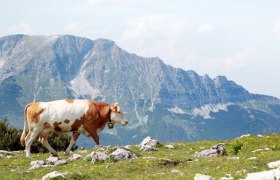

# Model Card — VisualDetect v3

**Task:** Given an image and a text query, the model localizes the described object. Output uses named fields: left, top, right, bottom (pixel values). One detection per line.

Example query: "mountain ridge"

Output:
left=0, top=34, right=280, bottom=146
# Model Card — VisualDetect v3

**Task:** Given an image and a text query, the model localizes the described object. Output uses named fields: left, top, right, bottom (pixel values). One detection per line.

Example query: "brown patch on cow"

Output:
left=44, top=122, right=51, bottom=128
left=64, top=119, right=70, bottom=124
left=73, top=132, right=80, bottom=141
left=71, top=118, right=83, bottom=131
left=26, top=103, right=44, bottom=125
left=53, top=122, right=62, bottom=132
left=65, top=99, right=74, bottom=103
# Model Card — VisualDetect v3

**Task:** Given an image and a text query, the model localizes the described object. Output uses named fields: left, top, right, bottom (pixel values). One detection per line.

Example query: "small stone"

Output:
left=124, top=145, right=131, bottom=149
left=69, top=154, right=83, bottom=161
left=54, top=160, right=67, bottom=166
left=0, top=154, right=5, bottom=158
left=248, top=157, right=257, bottom=160
left=237, top=134, right=251, bottom=139
left=46, top=156, right=59, bottom=164
left=264, top=147, right=270, bottom=151
left=165, top=145, right=174, bottom=149
left=30, top=160, right=45, bottom=166
left=29, top=163, right=42, bottom=170
left=171, top=169, right=180, bottom=173
left=85, top=151, right=109, bottom=163
left=194, top=173, right=214, bottom=180
left=227, top=156, right=239, bottom=160
left=267, top=160, right=280, bottom=169
left=110, top=148, right=137, bottom=160
left=245, top=169, right=280, bottom=180
left=251, top=149, right=263, bottom=153
left=0, top=150, right=15, bottom=156
left=41, top=171, right=68, bottom=180
left=257, top=134, right=264, bottom=137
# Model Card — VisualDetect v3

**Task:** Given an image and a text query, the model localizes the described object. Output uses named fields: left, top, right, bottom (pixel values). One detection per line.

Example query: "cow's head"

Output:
left=108, top=103, right=128, bottom=129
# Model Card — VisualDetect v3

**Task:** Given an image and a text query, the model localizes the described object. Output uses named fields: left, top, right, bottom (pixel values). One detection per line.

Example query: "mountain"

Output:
left=0, top=34, right=280, bottom=147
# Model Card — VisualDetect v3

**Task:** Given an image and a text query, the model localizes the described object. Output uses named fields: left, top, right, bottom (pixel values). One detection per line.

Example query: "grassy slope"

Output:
left=0, top=134, right=279, bottom=180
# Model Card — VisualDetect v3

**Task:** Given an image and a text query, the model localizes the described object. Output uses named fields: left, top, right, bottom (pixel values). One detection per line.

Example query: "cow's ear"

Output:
left=111, top=103, right=118, bottom=112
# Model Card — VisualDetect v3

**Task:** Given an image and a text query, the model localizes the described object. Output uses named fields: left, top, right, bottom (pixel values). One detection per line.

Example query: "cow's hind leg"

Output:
left=25, top=129, right=41, bottom=158
left=38, top=131, right=58, bottom=156
left=65, top=132, right=80, bottom=155
left=84, top=126, right=99, bottom=146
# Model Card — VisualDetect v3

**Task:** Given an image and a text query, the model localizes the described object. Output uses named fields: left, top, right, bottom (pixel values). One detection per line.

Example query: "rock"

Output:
left=0, top=150, right=15, bottom=156
left=237, top=134, right=251, bottom=139
left=54, top=160, right=67, bottom=166
left=171, top=169, right=180, bottom=173
left=165, top=145, right=174, bottom=149
left=29, top=160, right=46, bottom=170
left=268, top=160, right=280, bottom=169
left=46, top=156, right=59, bottom=164
left=257, top=134, right=264, bottom=137
left=30, top=160, right=45, bottom=166
left=248, top=157, right=257, bottom=160
left=194, top=173, right=214, bottom=180
left=264, top=147, right=270, bottom=151
left=138, top=136, right=159, bottom=151
left=251, top=149, right=263, bottom=153
left=196, top=144, right=226, bottom=158
left=0, top=154, right=5, bottom=158
left=42, top=171, right=68, bottom=180
left=78, top=150, right=88, bottom=154
left=227, top=156, right=240, bottom=160
left=69, top=154, right=83, bottom=161
left=110, top=148, right=137, bottom=160
left=245, top=169, right=280, bottom=180
left=85, top=152, right=109, bottom=163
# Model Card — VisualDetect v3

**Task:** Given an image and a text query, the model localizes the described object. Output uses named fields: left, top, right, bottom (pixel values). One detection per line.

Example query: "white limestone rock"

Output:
left=110, top=148, right=137, bottom=160
left=194, top=173, right=214, bottom=180
left=267, top=160, right=280, bottom=169
left=138, top=136, right=159, bottom=151
left=42, top=171, right=68, bottom=180
left=85, top=151, right=109, bottom=163
left=69, top=154, right=83, bottom=161
left=245, top=169, right=280, bottom=180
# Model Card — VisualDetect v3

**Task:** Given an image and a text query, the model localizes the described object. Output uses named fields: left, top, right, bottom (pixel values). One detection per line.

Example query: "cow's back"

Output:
left=39, top=99, right=90, bottom=123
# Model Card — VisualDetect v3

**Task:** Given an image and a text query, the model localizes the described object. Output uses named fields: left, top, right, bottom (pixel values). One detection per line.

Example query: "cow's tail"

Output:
left=20, top=104, right=29, bottom=147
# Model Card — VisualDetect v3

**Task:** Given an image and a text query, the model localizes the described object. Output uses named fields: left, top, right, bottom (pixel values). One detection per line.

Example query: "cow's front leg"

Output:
left=65, top=132, right=80, bottom=155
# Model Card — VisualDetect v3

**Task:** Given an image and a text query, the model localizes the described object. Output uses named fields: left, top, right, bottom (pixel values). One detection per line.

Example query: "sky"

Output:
left=0, top=0, right=280, bottom=98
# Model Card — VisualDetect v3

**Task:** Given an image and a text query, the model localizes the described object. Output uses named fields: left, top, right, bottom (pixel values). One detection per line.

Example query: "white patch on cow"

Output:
left=39, top=100, right=89, bottom=129
left=110, top=112, right=128, bottom=125
left=192, top=103, right=232, bottom=119
left=70, top=71, right=101, bottom=99
left=168, top=106, right=187, bottom=114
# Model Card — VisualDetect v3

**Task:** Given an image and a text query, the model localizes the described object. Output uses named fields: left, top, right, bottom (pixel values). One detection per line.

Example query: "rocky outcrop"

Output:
left=138, top=136, right=159, bottom=151
left=109, top=148, right=137, bottom=160
left=196, top=144, right=226, bottom=157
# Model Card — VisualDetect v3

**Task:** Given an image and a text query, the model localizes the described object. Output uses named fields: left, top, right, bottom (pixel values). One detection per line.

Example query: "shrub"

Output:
left=0, top=119, right=77, bottom=152
left=230, top=141, right=243, bottom=155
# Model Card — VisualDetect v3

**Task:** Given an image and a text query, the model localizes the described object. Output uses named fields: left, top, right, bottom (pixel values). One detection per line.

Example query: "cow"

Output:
left=20, top=99, right=128, bottom=158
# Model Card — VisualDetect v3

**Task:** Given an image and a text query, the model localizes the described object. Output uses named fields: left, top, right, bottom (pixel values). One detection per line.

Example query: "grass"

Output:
left=0, top=134, right=280, bottom=179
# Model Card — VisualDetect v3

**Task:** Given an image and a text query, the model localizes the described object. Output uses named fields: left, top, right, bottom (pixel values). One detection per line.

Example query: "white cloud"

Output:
left=119, top=14, right=190, bottom=62
left=88, top=0, right=153, bottom=6
left=275, top=22, right=280, bottom=39
left=224, top=48, right=257, bottom=70
left=198, top=24, right=214, bottom=34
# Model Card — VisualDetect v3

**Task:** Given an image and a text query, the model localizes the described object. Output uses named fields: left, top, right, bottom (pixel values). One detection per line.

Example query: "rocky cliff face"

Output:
left=0, top=34, right=280, bottom=146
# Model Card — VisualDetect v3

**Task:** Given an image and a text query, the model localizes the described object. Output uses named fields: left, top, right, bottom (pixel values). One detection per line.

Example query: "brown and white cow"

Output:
left=20, top=99, right=128, bottom=158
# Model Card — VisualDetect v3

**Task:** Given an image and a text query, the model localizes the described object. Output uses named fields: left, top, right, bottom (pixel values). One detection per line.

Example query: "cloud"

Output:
left=275, top=22, right=280, bottom=39
left=119, top=14, right=190, bottom=62
left=88, top=0, right=153, bottom=6
left=198, top=24, right=214, bottom=34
